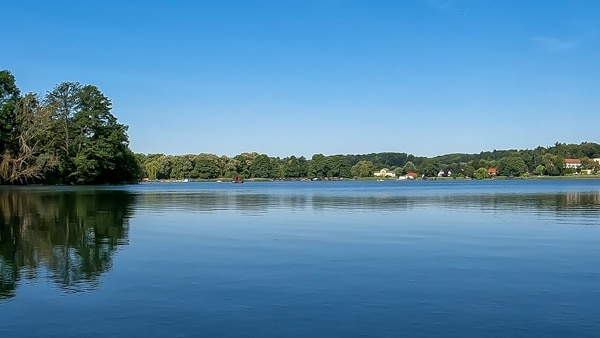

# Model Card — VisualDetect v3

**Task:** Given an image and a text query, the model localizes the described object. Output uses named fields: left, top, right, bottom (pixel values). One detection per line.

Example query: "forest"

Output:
left=137, top=142, right=600, bottom=181
left=0, top=70, right=139, bottom=184
left=2, top=69, right=600, bottom=184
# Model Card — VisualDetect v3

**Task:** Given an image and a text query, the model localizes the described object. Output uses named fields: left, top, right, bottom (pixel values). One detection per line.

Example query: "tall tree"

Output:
left=309, top=154, right=329, bottom=178
left=351, top=160, right=375, bottom=178
left=0, top=94, right=57, bottom=183
left=44, top=82, right=81, bottom=178
left=0, top=70, right=20, bottom=156
left=282, top=155, right=308, bottom=178
left=328, top=155, right=351, bottom=177
left=498, top=156, right=527, bottom=176
left=190, top=153, right=222, bottom=179
left=250, top=154, right=276, bottom=178
left=69, top=85, right=138, bottom=184
left=419, top=159, right=440, bottom=177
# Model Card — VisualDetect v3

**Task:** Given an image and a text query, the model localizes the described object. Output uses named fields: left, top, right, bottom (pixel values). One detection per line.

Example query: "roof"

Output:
left=487, top=167, right=498, bottom=173
left=564, top=158, right=581, bottom=163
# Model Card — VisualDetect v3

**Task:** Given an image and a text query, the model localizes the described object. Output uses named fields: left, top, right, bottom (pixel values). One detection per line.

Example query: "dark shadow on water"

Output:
left=0, top=189, right=134, bottom=301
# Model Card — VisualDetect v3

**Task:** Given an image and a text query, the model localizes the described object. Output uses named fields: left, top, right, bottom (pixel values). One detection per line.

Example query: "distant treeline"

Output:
left=0, top=70, right=139, bottom=184
left=137, top=142, right=600, bottom=180
left=3, top=68, right=599, bottom=185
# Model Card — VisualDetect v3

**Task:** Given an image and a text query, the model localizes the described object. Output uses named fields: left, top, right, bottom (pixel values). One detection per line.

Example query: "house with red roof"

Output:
left=564, top=159, right=581, bottom=169
left=487, top=167, right=498, bottom=175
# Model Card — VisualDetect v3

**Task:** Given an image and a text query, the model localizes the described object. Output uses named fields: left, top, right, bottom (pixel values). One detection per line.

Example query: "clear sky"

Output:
left=3, top=0, right=599, bottom=158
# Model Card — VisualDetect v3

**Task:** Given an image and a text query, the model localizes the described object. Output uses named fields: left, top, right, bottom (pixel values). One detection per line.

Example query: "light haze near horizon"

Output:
left=3, top=1, right=599, bottom=158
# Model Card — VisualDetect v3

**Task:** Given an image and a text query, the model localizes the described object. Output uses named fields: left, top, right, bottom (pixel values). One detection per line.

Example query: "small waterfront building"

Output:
left=564, top=159, right=582, bottom=169
left=374, top=168, right=396, bottom=178
left=437, top=169, right=452, bottom=177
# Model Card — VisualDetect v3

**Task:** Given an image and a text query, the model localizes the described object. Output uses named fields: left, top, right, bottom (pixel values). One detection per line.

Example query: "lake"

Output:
left=1, top=180, right=600, bottom=337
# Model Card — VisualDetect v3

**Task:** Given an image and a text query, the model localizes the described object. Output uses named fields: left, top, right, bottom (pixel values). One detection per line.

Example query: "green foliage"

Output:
left=351, top=160, right=375, bottom=177
left=282, top=155, right=308, bottom=178
left=473, top=168, right=489, bottom=179
left=402, top=161, right=416, bottom=174
left=170, top=155, right=193, bottom=180
left=133, top=142, right=600, bottom=182
left=533, top=165, right=545, bottom=175
left=498, top=156, right=527, bottom=177
left=309, top=154, right=329, bottom=178
left=250, top=154, right=276, bottom=178
left=189, top=154, right=222, bottom=179
left=1, top=72, right=139, bottom=185
left=0, top=70, right=21, bottom=159
left=540, top=153, right=565, bottom=176
left=419, top=159, right=440, bottom=177
left=327, top=155, right=351, bottom=178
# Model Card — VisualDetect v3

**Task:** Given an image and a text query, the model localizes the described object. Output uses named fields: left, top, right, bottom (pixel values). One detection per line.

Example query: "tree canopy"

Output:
left=0, top=70, right=139, bottom=184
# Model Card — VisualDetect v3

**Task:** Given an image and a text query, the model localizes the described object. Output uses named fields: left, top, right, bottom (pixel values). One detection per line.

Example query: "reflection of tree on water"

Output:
left=0, top=190, right=134, bottom=300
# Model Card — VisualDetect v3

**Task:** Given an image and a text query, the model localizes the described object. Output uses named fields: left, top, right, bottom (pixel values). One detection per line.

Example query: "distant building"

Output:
left=564, top=159, right=582, bottom=169
left=487, top=167, right=498, bottom=175
left=406, top=172, right=418, bottom=179
left=593, top=158, right=600, bottom=165
left=437, top=169, right=452, bottom=177
left=374, top=168, right=396, bottom=178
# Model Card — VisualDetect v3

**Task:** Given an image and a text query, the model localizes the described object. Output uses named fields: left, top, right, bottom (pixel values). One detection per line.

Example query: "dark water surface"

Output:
left=1, top=180, right=600, bottom=337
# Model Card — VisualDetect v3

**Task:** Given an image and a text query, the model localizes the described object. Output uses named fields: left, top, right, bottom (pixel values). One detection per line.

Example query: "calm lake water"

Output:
left=1, top=180, right=600, bottom=337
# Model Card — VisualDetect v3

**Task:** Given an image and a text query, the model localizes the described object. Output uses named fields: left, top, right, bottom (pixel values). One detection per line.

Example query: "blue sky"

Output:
left=3, top=0, right=599, bottom=158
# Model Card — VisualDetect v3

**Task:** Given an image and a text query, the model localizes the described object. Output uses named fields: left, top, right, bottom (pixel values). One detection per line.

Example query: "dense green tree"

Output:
left=190, top=153, right=222, bottom=179
left=250, top=154, right=276, bottom=178
left=463, top=165, right=475, bottom=178
left=223, top=156, right=240, bottom=178
left=282, top=155, right=308, bottom=178
left=533, top=165, right=545, bottom=175
left=0, top=94, right=57, bottom=183
left=351, top=160, right=375, bottom=178
left=473, top=168, right=489, bottom=179
left=309, top=154, right=329, bottom=178
left=144, top=160, right=159, bottom=180
left=579, top=142, right=600, bottom=158
left=419, top=159, right=440, bottom=177
left=234, top=152, right=259, bottom=178
left=154, top=155, right=172, bottom=179
left=498, top=156, right=527, bottom=176
left=67, top=85, right=139, bottom=184
left=0, top=70, right=20, bottom=156
left=402, top=161, right=417, bottom=174
left=540, top=153, right=565, bottom=176
left=44, top=82, right=81, bottom=177
left=327, top=155, right=351, bottom=178
left=170, top=155, right=193, bottom=180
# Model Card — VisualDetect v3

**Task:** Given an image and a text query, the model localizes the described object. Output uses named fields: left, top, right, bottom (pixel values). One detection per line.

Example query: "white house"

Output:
left=374, top=168, right=396, bottom=178
left=564, top=159, right=582, bottom=169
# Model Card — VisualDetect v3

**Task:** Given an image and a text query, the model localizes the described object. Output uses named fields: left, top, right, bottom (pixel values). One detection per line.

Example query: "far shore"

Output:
left=140, top=174, right=600, bottom=183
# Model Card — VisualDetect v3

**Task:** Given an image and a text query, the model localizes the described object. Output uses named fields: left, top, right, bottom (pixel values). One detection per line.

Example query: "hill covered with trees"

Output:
left=0, top=70, right=139, bottom=184
left=136, top=142, right=600, bottom=181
